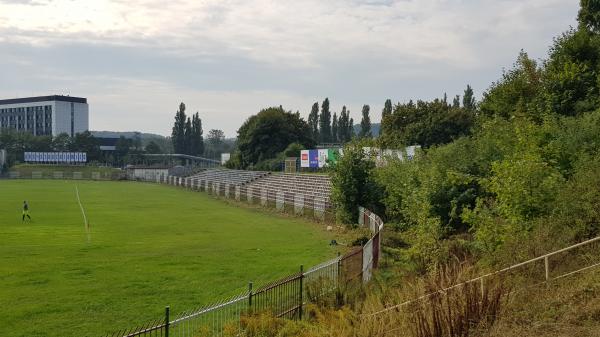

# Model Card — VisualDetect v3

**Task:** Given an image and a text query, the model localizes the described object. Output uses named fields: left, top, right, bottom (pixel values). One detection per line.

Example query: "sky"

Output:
left=0, top=0, right=578, bottom=137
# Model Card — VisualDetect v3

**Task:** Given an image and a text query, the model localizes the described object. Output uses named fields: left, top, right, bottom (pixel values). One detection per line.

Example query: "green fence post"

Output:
left=299, top=265, right=304, bottom=320
left=165, top=306, right=170, bottom=337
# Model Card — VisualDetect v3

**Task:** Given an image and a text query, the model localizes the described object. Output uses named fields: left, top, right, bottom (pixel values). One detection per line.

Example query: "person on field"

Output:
left=22, top=200, right=31, bottom=222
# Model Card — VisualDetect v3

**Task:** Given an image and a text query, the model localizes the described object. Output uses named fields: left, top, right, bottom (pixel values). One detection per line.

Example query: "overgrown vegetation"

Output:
left=329, top=1, right=600, bottom=274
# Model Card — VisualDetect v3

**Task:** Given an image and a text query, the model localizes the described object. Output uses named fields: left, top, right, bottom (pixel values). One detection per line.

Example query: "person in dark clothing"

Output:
left=22, top=200, right=31, bottom=222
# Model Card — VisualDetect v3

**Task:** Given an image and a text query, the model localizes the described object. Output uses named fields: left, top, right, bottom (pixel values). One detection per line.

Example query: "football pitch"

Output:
left=0, top=180, right=337, bottom=337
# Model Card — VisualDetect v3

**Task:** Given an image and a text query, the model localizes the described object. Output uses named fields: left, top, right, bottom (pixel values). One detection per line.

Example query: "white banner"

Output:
left=300, top=150, right=310, bottom=168
left=24, top=152, right=88, bottom=163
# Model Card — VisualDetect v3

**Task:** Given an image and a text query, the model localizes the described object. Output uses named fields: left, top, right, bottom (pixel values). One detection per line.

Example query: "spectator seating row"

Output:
left=185, top=169, right=332, bottom=206
left=246, top=173, right=332, bottom=202
left=188, top=169, right=269, bottom=186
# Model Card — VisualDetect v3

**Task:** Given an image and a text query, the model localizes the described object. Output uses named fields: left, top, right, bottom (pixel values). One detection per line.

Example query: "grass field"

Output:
left=0, top=180, right=338, bottom=337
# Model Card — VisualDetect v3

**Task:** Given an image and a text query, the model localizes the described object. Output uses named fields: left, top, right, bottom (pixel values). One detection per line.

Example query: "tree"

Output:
left=132, top=132, right=142, bottom=150
left=71, top=131, right=101, bottom=161
left=332, top=112, right=338, bottom=143
left=348, top=116, right=354, bottom=140
left=480, top=50, right=543, bottom=120
left=544, top=28, right=600, bottom=116
left=207, top=129, right=225, bottom=146
left=579, top=0, right=600, bottom=32
left=308, top=102, right=319, bottom=141
left=189, top=112, right=204, bottom=156
left=183, top=117, right=192, bottom=154
left=115, top=136, right=132, bottom=164
left=205, top=128, right=228, bottom=159
left=453, top=95, right=460, bottom=108
left=338, top=106, right=348, bottom=142
left=235, top=106, right=315, bottom=168
left=319, top=98, right=332, bottom=143
left=359, top=104, right=372, bottom=138
left=380, top=97, right=474, bottom=148
left=380, top=99, right=393, bottom=137
left=463, top=85, right=476, bottom=110
left=52, top=133, right=71, bottom=151
left=145, top=140, right=162, bottom=154
left=171, top=103, right=187, bottom=154
left=330, top=143, right=381, bottom=224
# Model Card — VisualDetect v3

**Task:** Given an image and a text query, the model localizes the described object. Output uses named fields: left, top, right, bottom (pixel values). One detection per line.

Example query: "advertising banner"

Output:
left=318, top=149, right=328, bottom=168
left=24, top=152, right=88, bottom=163
left=309, top=150, right=319, bottom=168
left=327, top=149, right=338, bottom=165
left=300, top=150, right=310, bottom=168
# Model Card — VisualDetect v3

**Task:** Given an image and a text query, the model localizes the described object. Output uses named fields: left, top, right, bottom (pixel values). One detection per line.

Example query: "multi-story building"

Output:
left=0, top=95, right=89, bottom=137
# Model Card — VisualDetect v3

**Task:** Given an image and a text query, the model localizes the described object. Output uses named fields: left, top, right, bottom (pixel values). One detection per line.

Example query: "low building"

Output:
left=0, top=95, right=89, bottom=137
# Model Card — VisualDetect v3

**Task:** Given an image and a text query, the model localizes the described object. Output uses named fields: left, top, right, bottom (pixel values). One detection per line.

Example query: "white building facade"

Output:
left=0, top=95, right=89, bottom=137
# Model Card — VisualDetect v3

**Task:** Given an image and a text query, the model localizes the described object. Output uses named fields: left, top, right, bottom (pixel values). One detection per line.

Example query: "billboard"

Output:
left=24, top=152, right=87, bottom=163
left=300, top=150, right=310, bottom=167
left=317, top=149, right=328, bottom=167
left=300, top=148, right=339, bottom=168
left=309, top=150, right=319, bottom=168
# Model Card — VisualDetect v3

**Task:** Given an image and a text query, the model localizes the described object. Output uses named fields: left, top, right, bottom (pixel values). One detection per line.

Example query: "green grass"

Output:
left=0, top=180, right=338, bottom=337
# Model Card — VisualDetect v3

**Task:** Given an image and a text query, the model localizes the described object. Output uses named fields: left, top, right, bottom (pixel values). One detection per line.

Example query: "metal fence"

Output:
left=363, top=235, right=600, bottom=319
left=105, top=175, right=384, bottom=337
left=4, top=169, right=124, bottom=180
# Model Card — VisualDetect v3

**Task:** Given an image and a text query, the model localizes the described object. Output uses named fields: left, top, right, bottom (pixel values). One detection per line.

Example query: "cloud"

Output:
left=0, top=0, right=578, bottom=136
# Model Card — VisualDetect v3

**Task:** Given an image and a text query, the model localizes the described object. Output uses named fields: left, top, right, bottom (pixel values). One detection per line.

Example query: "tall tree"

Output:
left=190, top=112, right=204, bottom=156
left=183, top=117, right=192, bottom=154
left=171, top=103, right=187, bottom=154
left=380, top=99, right=393, bottom=137
left=332, top=112, right=338, bottom=143
left=338, top=106, right=348, bottom=142
left=319, top=98, right=332, bottom=143
left=379, top=98, right=392, bottom=136
left=359, top=104, right=372, bottom=138
left=453, top=95, right=461, bottom=108
left=463, top=85, right=476, bottom=110
left=308, top=102, right=320, bottom=141
left=348, top=116, right=354, bottom=139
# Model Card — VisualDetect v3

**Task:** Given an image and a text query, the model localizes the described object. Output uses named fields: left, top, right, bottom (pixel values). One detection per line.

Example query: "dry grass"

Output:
left=237, top=262, right=509, bottom=337
left=483, top=268, right=600, bottom=337
left=233, top=249, right=600, bottom=337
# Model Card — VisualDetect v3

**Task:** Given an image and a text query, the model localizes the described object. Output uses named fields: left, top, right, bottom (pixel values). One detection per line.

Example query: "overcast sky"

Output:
left=0, top=0, right=577, bottom=137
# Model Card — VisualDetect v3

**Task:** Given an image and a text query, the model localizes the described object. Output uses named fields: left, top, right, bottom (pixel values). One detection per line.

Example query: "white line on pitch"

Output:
left=75, top=185, right=91, bottom=244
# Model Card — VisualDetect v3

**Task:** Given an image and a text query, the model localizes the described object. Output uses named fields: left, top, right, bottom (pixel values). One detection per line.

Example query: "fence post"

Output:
left=337, top=252, right=342, bottom=287
left=165, top=306, right=170, bottom=337
left=480, top=277, right=485, bottom=299
left=299, top=265, right=304, bottom=320
left=544, top=256, right=550, bottom=282
left=248, top=282, right=253, bottom=314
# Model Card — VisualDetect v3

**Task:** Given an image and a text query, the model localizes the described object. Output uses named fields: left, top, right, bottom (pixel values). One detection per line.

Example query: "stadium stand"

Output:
left=188, top=168, right=270, bottom=186
left=181, top=169, right=333, bottom=213
left=245, top=173, right=332, bottom=209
